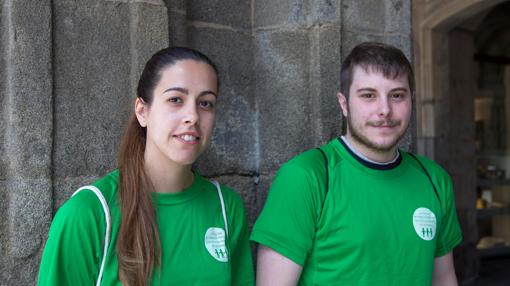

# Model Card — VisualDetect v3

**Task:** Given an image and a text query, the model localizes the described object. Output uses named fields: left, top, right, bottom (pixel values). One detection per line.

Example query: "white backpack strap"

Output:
left=211, top=180, right=228, bottom=239
left=72, top=185, right=111, bottom=286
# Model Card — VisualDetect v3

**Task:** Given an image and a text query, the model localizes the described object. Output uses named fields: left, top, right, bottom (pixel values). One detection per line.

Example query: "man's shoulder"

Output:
left=405, top=152, right=447, bottom=171
left=403, top=152, right=451, bottom=182
left=283, top=140, right=341, bottom=171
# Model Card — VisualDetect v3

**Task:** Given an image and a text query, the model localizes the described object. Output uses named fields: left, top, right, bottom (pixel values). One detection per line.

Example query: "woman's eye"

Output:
left=169, top=97, right=183, bottom=104
left=199, top=100, right=214, bottom=110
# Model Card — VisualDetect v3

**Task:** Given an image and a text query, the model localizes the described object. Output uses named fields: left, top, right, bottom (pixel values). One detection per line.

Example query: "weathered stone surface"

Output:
left=7, top=179, right=52, bottom=258
left=53, top=175, right=104, bottom=211
left=254, top=29, right=316, bottom=171
left=0, top=180, right=8, bottom=282
left=168, top=9, right=187, bottom=46
left=163, top=0, right=185, bottom=11
left=342, top=0, right=410, bottom=34
left=52, top=0, right=132, bottom=179
left=341, top=31, right=412, bottom=61
left=187, top=0, right=251, bottom=29
left=188, top=27, right=257, bottom=175
left=4, top=4, right=53, bottom=180
left=1, top=1, right=53, bottom=285
left=0, top=8, right=7, bottom=183
left=253, top=172, right=277, bottom=218
left=309, top=25, right=343, bottom=144
left=1, top=255, right=40, bottom=286
left=254, top=0, right=341, bottom=27
left=129, top=1, right=169, bottom=93
left=52, top=0, right=168, bottom=183
left=210, top=174, right=258, bottom=226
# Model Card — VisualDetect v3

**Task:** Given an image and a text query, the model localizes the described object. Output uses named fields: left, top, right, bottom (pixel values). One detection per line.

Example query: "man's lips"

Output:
left=368, top=121, right=400, bottom=128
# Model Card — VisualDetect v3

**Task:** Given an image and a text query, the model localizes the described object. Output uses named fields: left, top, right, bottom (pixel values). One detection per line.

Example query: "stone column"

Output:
left=342, top=0, right=414, bottom=149
left=1, top=0, right=168, bottom=284
left=252, top=1, right=344, bottom=213
left=0, top=1, right=53, bottom=284
left=51, top=0, right=168, bottom=208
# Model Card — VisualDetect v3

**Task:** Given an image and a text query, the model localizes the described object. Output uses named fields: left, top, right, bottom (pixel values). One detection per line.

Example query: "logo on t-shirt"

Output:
left=412, top=207, right=436, bottom=241
left=204, top=227, right=228, bottom=262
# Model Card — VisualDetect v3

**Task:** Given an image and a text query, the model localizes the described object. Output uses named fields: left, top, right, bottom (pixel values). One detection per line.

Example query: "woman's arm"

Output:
left=38, top=191, right=104, bottom=285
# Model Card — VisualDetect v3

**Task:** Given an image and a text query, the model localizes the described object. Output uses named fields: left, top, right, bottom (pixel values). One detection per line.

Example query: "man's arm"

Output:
left=432, top=252, right=458, bottom=286
left=256, top=245, right=303, bottom=286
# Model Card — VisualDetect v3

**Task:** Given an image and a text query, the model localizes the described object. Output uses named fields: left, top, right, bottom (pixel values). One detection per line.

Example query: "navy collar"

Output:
left=338, top=137, right=402, bottom=170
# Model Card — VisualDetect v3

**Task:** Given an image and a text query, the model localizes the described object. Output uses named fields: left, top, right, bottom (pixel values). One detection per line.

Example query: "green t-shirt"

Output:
left=38, top=170, right=254, bottom=285
left=251, top=138, right=462, bottom=286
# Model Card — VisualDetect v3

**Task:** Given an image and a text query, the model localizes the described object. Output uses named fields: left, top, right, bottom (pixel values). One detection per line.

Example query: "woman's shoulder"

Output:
left=55, top=170, right=119, bottom=225
left=195, top=174, right=246, bottom=210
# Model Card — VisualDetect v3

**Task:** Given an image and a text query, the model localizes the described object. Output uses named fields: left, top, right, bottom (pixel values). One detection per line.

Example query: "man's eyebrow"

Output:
left=389, top=87, right=409, bottom=93
left=356, top=88, right=376, bottom=93
left=163, top=87, right=188, bottom=94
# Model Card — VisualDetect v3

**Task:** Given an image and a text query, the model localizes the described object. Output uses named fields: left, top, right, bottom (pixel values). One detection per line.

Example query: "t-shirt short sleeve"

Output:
left=38, top=190, right=105, bottom=285
left=434, top=174, right=463, bottom=257
left=250, top=157, right=324, bottom=266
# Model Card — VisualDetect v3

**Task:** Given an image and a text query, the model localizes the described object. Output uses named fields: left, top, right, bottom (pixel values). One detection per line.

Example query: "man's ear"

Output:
left=135, top=97, right=148, bottom=127
left=337, top=92, right=348, bottom=117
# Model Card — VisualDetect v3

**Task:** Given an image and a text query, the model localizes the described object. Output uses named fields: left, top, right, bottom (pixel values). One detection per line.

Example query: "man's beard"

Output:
left=346, top=115, right=407, bottom=154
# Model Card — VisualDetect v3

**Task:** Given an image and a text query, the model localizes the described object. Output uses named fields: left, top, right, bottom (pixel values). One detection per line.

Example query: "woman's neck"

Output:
left=143, top=153, right=194, bottom=194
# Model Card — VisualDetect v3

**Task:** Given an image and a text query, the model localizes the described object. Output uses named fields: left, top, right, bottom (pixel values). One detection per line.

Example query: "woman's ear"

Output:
left=337, top=92, right=349, bottom=117
left=135, top=98, right=148, bottom=127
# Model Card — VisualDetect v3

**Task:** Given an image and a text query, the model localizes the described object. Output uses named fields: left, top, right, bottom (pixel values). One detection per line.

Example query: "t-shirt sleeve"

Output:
left=250, top=162, right=322, bottom=266
left=434, top=169, right=463, bottom=257
left=225, top=189, right=255, bottom=286
left=38, top=190, right=105, bottom=285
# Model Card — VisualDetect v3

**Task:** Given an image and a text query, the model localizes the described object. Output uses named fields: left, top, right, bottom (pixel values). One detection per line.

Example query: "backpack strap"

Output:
left=211, top=180, right=229, bottom=239
left=407, top=153, right=442, bottom=206
left=72, top=186, right=111, bottom=286
left=315, top=147, right=330, bottom=219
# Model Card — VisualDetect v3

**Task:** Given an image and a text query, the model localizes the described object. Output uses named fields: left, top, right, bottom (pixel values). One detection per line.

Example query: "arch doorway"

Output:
left=414, top=0, right=510, bottom=283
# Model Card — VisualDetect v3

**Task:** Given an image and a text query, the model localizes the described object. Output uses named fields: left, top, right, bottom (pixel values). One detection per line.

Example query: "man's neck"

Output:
left=341, top=135, right=399, bottom=164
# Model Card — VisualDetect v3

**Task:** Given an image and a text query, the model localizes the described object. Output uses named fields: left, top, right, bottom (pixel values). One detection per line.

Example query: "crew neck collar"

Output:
left=339, top=136, right=402, bottom=170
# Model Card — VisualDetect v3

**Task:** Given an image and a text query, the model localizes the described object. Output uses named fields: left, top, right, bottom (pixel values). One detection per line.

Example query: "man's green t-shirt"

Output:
left=251, top=138, right=462, bottom=285
left=38, top=170, right=254, bottom=285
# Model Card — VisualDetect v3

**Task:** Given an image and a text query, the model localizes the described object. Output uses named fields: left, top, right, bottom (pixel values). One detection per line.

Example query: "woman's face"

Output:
left=136, top=59, right=218, bottom=167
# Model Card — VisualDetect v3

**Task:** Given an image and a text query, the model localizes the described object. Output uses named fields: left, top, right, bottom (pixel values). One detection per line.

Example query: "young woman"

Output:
left=38, top=47, right=254, bottom=285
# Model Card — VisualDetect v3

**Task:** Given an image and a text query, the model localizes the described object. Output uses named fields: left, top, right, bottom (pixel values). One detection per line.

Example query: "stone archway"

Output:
left=413, top=0, right=510, bottom=282
left=413, top=0, right=508, bottom=157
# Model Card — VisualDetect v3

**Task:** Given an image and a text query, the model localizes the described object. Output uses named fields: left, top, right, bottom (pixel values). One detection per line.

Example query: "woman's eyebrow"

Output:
left=163, top=87, right=188, bottom=94
left=199, top=91, right=218, bottom=97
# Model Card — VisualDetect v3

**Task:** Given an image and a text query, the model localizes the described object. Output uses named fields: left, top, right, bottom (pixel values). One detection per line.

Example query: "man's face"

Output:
left=338, top=66, right=412, bottom=161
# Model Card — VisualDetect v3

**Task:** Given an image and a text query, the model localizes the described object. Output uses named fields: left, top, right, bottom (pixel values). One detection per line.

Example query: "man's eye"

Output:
left=391, top=93, right=405, bottom=100
left=361, top=93, right=375, bottom=99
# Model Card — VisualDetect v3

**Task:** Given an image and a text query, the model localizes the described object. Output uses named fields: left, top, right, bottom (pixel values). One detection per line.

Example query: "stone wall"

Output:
left=0, top=1, right=168, bottom=284
left=0, top=0, right=412, bottom=284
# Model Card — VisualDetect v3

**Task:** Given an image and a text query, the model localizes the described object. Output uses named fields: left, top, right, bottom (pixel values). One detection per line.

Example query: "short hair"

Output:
left=340, top=42, right=414, bottom=98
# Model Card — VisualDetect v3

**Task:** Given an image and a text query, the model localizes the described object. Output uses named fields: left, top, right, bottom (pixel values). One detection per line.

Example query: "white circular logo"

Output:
left=412, top=207, right=436, bottom=241
left=204, top=227, right=228, bottom=262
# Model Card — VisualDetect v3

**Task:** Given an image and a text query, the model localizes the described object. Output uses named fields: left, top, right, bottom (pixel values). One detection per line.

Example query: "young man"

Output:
left=250, top=42, right=462, bottom=286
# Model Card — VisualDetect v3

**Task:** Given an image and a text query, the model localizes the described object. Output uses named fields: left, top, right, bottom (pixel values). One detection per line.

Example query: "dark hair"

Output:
left=116, top=47, right=218, bottom=285
left=340, top=42, right=414, bottom=99
left=137, top=47, right=219, bottom=105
